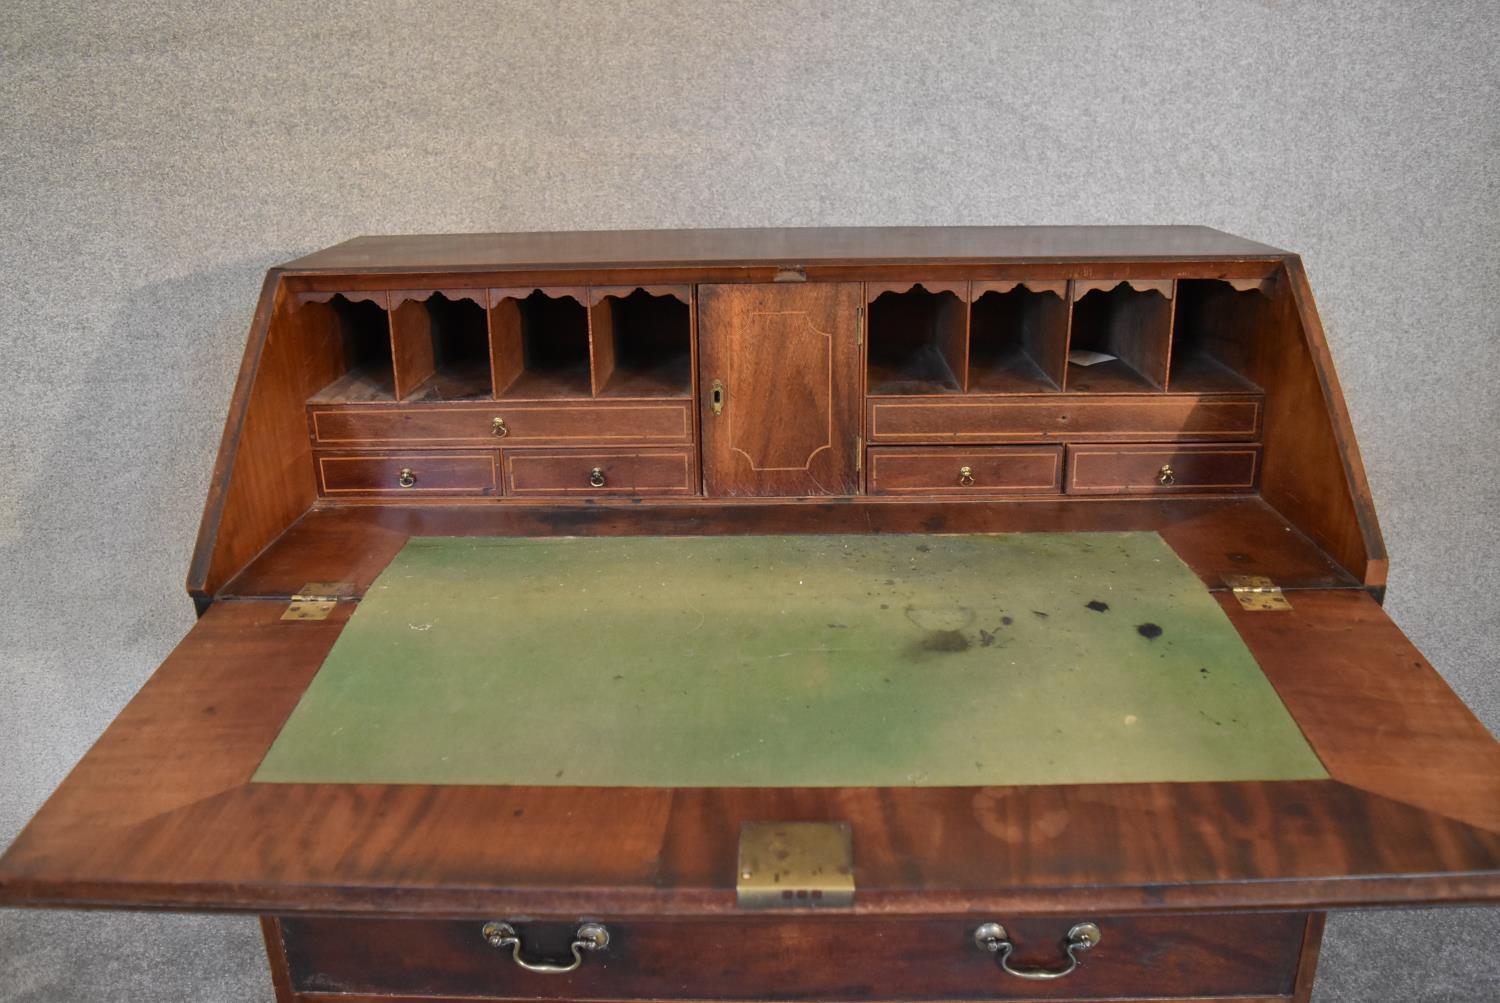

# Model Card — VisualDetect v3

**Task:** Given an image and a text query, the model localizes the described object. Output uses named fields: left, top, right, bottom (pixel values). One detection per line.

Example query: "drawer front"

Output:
left=279, top=912, right=1308, bottom=1001
left=868, top=394, right=1261, bottom=444
left=1067, top=444, right=1261, bottom=495
left=868, top=446, right=1063, bottom=496
left=315, top=451, right=498, bottom=497
left=503, top=447, right=697, bottom=497
left=310, top=400, right=695, bottom=447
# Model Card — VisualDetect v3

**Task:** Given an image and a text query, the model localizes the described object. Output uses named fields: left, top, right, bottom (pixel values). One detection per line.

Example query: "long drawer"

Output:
left=277, top=912, right=1309, bottom=1001
left=315, top=451, right=498, bottom=497
left=503, top=447, right=697, bottom=497
left=867, top=446, right=1063, bottom=496
left=867, top=394, right=1262, bottom=444
left=309, top=399, right=695, bottom=447
left=1066, top=444, right=1261, bottom=495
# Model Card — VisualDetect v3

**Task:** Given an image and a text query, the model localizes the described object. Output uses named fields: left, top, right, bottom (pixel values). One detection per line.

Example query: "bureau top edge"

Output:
left=277, top=226, right=1290, bottom=274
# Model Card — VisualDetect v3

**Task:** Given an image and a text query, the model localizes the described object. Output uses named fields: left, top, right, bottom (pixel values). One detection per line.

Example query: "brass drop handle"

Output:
left=492, top=416, right=508, bottom=438
left=958, top=465, right=976, bottom=487
left=482, top=921, right=609, bottom=975
left=975, top=922, right=1101, bottom=980
left=1156, top=464, right=1175, bottom=486
left=589, top=467, right=606, bottom=488
left=396, top=467, right=416, bottom=488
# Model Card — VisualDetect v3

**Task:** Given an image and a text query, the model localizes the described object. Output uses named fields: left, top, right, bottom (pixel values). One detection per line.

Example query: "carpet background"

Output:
left=2, top=2, right=1496, bottom=999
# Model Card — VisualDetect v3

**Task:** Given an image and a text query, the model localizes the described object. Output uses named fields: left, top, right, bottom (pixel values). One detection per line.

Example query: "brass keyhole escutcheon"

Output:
left=397, top=467, right=416, bottom=488
left=710, top=379, right=725, bottom=416
left=589, top=467, right=606, bottom=488
left=491, top=416, right=508, bottom=438
left=958, top=465, right=975, bottom=487
left=1156, top=464, right=1175, bottom=486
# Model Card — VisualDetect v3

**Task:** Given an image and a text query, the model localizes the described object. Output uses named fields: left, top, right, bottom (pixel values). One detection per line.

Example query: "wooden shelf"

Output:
left=1169, top=278, right=1269, bottom=392
left=1168, top=354, right=1260, bottom=394
left=866, top=283, right=967, bottom=395
left=1065, top=280, right=1173, bottom=392
left=491, top=289, right=592, bottom=400
left=391, top=291, right=492, bottom=402
left=305, top=294, right=396, bottom=402
left=591, top=287, right=692, bottom=398
left=969, top=281, right=1068, bottom=393
left=1065, top=357, right=1162, bottom=394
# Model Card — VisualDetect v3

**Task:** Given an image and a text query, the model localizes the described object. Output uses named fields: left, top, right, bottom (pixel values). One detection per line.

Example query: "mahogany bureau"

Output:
left=2, top=226, right=1496, bottom=1002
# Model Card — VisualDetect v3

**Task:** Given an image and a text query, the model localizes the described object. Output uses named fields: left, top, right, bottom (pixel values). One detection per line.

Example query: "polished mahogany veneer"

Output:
left=2, top=227, right=1493, bottom=1003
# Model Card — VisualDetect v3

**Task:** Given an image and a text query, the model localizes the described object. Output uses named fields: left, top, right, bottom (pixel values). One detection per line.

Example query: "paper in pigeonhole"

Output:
left=1068, top=349, right=1117, bottom=367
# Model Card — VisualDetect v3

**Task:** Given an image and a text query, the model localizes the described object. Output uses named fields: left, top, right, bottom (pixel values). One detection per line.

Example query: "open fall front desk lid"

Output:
left=2, top=528, right=1496, bottom=917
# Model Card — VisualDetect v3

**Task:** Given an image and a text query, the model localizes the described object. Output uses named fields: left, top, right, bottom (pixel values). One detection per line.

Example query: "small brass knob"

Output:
left=397, top=467, right=416, bottom=488
left=589, top=467, right=606, bottom=488
left=958, top=465, right=975, bottom=487
left=1156, top=464, right=1175, bottom=486
left=491, top=416, right=508, bottom=438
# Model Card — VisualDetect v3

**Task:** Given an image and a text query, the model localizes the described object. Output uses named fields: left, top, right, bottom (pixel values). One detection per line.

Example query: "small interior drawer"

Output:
left=867, top=394, right=1262, bottom=444
left=867, top=446, right=1063, bottom=495
left=309, top=399, right=695, bottom=447
left=277, top=912, right=1309, bottom=1001
left=1066, top=443, right=1261, bottom=495
left=315, top=450, right=498, bottom=496
left=503, top=447, right=697, bottom=496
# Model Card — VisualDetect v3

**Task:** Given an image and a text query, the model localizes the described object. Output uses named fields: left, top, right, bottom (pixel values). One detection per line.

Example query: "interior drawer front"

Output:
left=315, top=451, right=498, bottom=497
left=279, top=913, right=1307, bottom=1001
left=868, top=446, right=1062, bottom=495
left=1067, top=444, right=1261, bottom=495
left=867, top=395, right=1261, bottom=444
left=309, top=400, right=695, bottom=447
left=503, top=447, right=696, bottom=497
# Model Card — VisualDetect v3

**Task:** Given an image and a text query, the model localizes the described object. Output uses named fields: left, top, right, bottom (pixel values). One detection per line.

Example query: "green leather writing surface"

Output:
left=254, top=533, right=1326, bottom=787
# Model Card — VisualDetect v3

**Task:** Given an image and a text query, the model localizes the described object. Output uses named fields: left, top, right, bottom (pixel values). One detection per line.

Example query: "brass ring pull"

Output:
left=589, top=467, right=606, bottom=488
left=481, top=921, right=610, bottom=974
left=492, top=416, right=508, bottom=438
left=958, top=465, right=975, bottom=487
left=396, top=467, right=416, bottom=488
left=1156, top=463, right=1175, bottom=486
left=974, top=922, right=1100, bottom=980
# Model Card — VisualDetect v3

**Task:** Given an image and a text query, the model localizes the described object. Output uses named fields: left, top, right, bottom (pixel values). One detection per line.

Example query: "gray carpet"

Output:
left=1, top=2, right=1496, bottom=1000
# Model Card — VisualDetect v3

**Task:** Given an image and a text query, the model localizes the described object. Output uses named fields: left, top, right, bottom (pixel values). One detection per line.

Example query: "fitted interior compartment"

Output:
left=489, top=288, right=592, bottom=399
left=866, top=283, right=968, bottom=394
left=590, top=287, right=692, bottom=397
left=968, top=281, right=1069, bottom=392
left=389, top=292, right=492, bottom=401
left=1169, top=279, right=1270, bottom=392
left=304, top=294, right=396, bottom=403
left=1065, top=280, right=1173, bottom=392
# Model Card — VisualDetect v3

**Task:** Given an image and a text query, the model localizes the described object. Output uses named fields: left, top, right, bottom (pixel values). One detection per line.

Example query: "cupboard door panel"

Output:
left=698, top=283, right=862, bottom=496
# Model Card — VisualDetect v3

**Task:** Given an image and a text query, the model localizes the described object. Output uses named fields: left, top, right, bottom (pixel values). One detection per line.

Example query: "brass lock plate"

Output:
left=282, top=581, right=357, bottom=621
left=736, top=821, right=854, bottom=909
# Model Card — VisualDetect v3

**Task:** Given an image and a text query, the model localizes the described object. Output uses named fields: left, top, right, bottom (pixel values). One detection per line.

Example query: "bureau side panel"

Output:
left=188, top=273, right=335, bottom=604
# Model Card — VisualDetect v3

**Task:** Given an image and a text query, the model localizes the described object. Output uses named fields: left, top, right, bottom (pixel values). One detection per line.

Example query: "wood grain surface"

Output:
left=1, top=589, right=1494, bottom=918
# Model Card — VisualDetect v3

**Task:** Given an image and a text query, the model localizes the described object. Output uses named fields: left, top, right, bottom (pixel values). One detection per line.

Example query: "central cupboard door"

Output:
left=698, top=283, right=863, bottom=496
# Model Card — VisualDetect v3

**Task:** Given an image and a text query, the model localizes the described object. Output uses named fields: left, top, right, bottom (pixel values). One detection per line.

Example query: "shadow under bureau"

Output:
left=2, top=226, right=1496, bottom=1002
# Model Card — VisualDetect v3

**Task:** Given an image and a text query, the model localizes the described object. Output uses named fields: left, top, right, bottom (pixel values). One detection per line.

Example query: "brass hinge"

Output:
left=737, top=821, right=854, bottom=909
left=855, top=435, right=864, bottom=472
left=282, top=581, right=356, bottom=621
left=1223, top=575, right=1291, bottom=611
left=856, top=305, right=865, bottom=347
